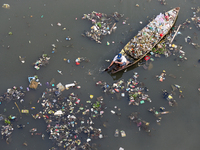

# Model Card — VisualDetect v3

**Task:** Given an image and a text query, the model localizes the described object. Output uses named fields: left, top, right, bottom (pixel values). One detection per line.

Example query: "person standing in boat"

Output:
left=107, top=53, right=127, bottom=69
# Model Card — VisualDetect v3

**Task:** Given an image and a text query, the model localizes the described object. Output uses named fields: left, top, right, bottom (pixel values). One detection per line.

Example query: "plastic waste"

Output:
left=2, top=4, right=10, bottom=9
left=29, top=80, right=38, bottom=89
left=174, top=84, right=180, bottom=89
left=75, top=99, right=80, bottom=104
left=19, top=56, right=26, bottom=64
left=56, top=83, right=65, bottom=91
left=114, top=129, right=119, bottom=137
left=100, top=111, right=104, bottom=115
left=30, top=128, right=37, bottom=132
left=66, top=37, right=71, bottom=41
left=57, top=23, right=61, bottom=26
left=57, top=70, right=63, bottom=75
left=99, top=134, right=103, bottom=138
left=28, top=77, right=35, bottom=83
left=21, top=110, right=29, bottom=113
left=65, top=83, right=76, bottom=89
left=76, top=62, right=80, bottom=65
left=121, top=93, right=125, bottom=97
left=86, top=138, right=91, bottom=142
left=140, top=100, right=145, bottom=104
left=111, top=110, right=115, bottom=114
left=54, top=110, right=63, bottom=115
left=120, top=130, right=126, bottom=137
left=161, top=111, right=169, bottom=114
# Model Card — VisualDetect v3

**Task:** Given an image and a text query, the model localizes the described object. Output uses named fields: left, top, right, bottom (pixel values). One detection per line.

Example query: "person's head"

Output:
left=117, top=53, right=122, bottom=59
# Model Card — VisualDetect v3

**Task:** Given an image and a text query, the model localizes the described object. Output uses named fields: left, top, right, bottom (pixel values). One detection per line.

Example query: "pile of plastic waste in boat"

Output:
left=125, top=8, right=179, bottom=59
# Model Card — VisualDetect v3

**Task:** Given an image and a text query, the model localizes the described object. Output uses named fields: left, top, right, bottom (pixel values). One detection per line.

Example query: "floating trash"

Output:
left=2, top=4, right=10, bottom=9
left=82, top=11, right=123, bottom=43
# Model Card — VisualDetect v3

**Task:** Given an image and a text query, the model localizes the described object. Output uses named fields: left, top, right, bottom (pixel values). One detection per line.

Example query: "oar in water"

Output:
left=103, top=63, right=115, bottom=72
left=104, top=68, right=109, bottom=72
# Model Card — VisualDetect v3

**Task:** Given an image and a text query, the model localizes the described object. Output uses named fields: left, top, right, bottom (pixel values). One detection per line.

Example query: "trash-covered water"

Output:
left=1, top=0, right=200, bottom=149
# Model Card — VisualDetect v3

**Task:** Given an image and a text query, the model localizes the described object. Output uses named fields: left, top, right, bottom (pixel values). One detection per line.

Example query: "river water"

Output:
left=0, top=0, right=200, bottom=150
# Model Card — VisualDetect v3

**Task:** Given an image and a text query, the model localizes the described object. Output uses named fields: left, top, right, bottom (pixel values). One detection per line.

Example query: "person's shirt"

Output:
left=113, top=55, right=127, bottom=63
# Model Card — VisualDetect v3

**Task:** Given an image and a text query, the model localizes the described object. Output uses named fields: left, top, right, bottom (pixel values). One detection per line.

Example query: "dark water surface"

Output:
left=1, top=0, right=200, bottom=150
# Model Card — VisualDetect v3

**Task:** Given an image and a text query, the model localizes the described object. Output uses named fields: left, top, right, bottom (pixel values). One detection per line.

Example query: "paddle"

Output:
left=103, top=62, right=113, bottom=72
left=104, top=62, right=116, bottom=72
left=104, top=60, right=124, bottom=72
left=103, top=67, right=109, bottom=72
left=104, top=68, right=108, bottom=71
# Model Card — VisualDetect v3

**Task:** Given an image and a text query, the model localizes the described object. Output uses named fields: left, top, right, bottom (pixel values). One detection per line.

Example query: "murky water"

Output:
left=1, top=0, right=200, bottom=150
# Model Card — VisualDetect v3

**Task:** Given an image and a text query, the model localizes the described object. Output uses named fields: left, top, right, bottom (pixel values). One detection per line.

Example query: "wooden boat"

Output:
left=110, top=7, right=180, bottom=74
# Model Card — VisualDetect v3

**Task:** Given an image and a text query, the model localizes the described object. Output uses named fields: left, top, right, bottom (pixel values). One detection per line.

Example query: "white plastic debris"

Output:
left=57, top=70, right=63, bottom=75
left=57, top=23, right=61, bottom=26
left=2, top=4, right=10, bottom=9
left=111, top=110, right=115, bottom=114
left=86, top=138, right=91, bottom=142
left=52, top=44, right=56, bottom=47
left=19, top=56, right=26, bottom=63
left=54, top=110, right=63, bottom=115
left=65, top=83, right=76, bottom=89
left=121, top=93, right=125, bottom=97
left=119, top=147, right=124, bottom=150
left=99, top=134, right=103, bottom=138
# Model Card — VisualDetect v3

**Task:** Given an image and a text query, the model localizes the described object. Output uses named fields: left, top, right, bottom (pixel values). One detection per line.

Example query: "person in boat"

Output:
left=107, top=53, right=127, bottom=69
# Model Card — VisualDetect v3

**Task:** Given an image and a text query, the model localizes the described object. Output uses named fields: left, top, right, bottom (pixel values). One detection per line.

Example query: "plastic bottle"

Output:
left=174, top=84, right=180, bottom=89
left=66, top=37, right=71, bottom=41
left=111, top=110, right=115, bottom=114
left=57, top=70, right=63, bottom=75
